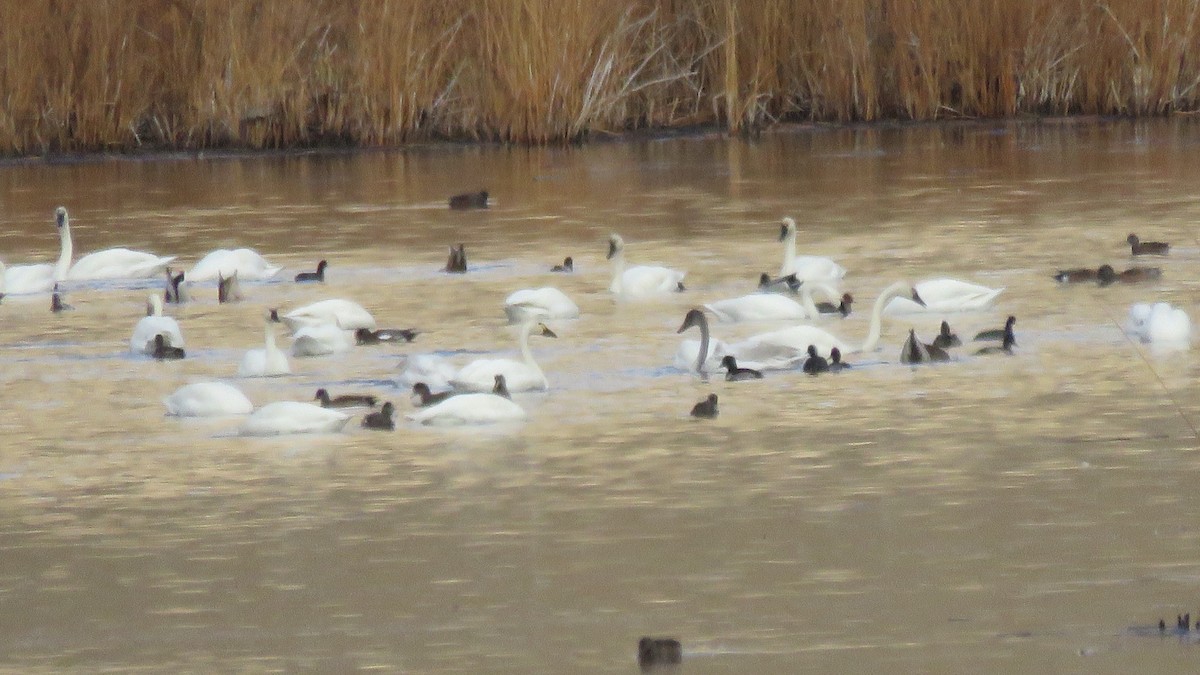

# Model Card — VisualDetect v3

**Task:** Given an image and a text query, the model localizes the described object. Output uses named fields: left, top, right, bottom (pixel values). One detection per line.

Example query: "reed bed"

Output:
left=3, top=0, right=1200, bottom=153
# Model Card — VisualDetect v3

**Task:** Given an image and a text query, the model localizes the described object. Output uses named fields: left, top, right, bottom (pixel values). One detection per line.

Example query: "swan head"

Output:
left=677, top=308, right=707, bottom=333
left=536, top=323, right=557, bottom=338
left=778, top=217, right=798, bottom=242
left=55, top=206, right=68, bottom=230
left=606, top=234, right=625, bottom=260
left=908, top=288, right=928, bottom=307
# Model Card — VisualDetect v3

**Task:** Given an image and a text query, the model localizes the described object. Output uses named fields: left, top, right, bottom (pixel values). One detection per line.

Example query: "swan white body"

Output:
left=503, top=287, right=580, bottom=323
left=1128, top=302, right=1191, bottom=346
left=50, top=208, right=175, bottom=281
left=239, top=319, right=291, bottom=377
left=450, top=321, right=554, bottom=392
left=731, top=281, right=915, bottom=360
left=607, top=234, right=685, bottom=298
left=291, top=323, right=354, bottom=357
left=3, top=213, right=70, bottom=294
left=163, top=382, right=254, bottom=417
left=884, top=278, right=1004, bottom=314
left=397, top=354, right=459, bottom=390
left=188, top=248, right=283, bottom=282
left=406, top=393, right=527, bottom=426
left=278, top=299, right=376, bottom=332
left=779, top=217, right=846, bottom=282
left=130, top=295, right=185, bottom=354
left=239, top=401, right=350, bottom=436
left=674, top=337, right=729, bottom=372
left=705, top=293, right=810, bottom=323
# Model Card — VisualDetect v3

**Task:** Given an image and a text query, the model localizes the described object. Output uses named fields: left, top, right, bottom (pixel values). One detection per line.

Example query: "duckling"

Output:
left=443, top=244, right=467, bottom=273
left=900, top=329, right=949, bottom=364
left=757, top=272, right=801, bottom=293
left=720, top=355, right=763, bottom=381
left=974, top=315, right=1016, bottom=342
left=314, top=388, right=378, bottom=408
left=355, top=327, right=419, bottom=345
left=1128, top=233, right=1169, bottom=255
left=638, top=637, right=682, bottom=670
left=828, top=347, right=850, bottom=372
left=690, top=394, right=718, bottom=419
left=816, top=292, right=853, bottom=317
left=50, top=284, right=73, bottom=313
left=448, top=189, right=488, bottom=210
left=151, top=333, right=185, bottom=360
left=217, top=270, right=243, bottom=303
left=551, top=257, right=574, bottom=273
left=294, top=259, right=327, bottom=283
left=975, top=322, right=1016, bottom=355
left=361, top=402, right=396, bottom=431
left=802, top=344, right=829, bottom=375
left=411, top=382, right=455, bottom=407
left=1053, top=267, right=1100, bottom=283
left=164, top=267, right=189, bottom=304
left=931, top=320, right=961, bottom=349
left=1098, top=264, right=1163, bottom=286
left=492, top=374, right=512, bottom=400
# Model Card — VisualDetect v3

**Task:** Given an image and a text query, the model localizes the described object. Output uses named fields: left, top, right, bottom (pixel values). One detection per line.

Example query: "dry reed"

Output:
left=3, top=0, right=1200, bottom=154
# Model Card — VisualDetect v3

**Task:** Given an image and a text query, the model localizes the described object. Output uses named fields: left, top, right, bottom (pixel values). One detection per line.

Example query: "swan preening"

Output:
left=884, top=278, right=1003, bottom=314
left=240, top=401, right=350, bottom=436
left=504, top=287, right=580, bottom=323
left=1128, top=302, right=1191, bottom=347
left=130, top=294, right=184, bottom=355
left=239, top=314, right=290, bottom=377
left=778, top=217, right=846, bottom=282
left=163, top=382, right=254, bottom=417
left=449, top=321, right=557, bottom=392
left=607, top=233, right=686, bottom=298
left=189, top=248, right=282, bottom=282
left=273, top=299, right=375, bottom=332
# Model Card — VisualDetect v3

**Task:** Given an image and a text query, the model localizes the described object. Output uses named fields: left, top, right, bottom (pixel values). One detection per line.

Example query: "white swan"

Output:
left=130, top=294, right=185, bottom=355
left=163, top=382, right=254, bottom=417
left=884, top=278, right=1004, bottom=314
left=406, top=393, right=527, bottom=426
left=778, top=217, right=846, bottom=282
left=1128, top=302, right=1191, bottom=347
left=704, top=279, right=845, bottom=324
left=291, top=322, right=354, bottom=357
left=239, top=401, right=350, bottom=436
left=731, top=281, right=917, bottom=361
left=239, top=315, right=291, bottom=377
left=449, top=321, right=557, bottom=392
left=188, top=248, right=282, bottom=282
left=607, top=233, right=686, bottom=298
left=53, top=207, right=176, bottom=281
left=2, top=208, right=72, bottom=294
left=275, top=299, right=376, bottom=332
left=397, top=354, right=460, bottom=390
left=503, top=287, right=580, bottom=323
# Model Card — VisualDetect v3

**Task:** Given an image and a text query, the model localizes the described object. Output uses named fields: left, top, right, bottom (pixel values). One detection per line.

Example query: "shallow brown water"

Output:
left=3, top=119, right=1200, bottom=672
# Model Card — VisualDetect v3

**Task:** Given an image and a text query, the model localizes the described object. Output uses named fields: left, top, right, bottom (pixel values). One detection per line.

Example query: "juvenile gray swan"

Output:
left=1128, top=233, right=1169, bottom=255
left=690, top=394, right=718, bottom=419
left=720, top=355, right=763, bottom=381
left=314, top=388, right=379, bottom=408
left=361, top=402, right=396, bottom=431
left=295, top=260, right=328, bottom=283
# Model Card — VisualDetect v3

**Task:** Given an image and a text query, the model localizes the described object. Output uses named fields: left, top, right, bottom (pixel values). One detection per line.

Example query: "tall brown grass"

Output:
left=3, top=0, right=1200, bottom=154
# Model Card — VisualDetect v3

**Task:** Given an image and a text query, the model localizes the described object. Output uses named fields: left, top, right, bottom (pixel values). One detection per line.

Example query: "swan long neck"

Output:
left=781, top=225, right=796, bottom=276
left=861, top=281, right=908, bottom=352
left=695, top=313, right=710, bottom=376
left=609, top=249, right=625, bottom=294
left=518, top=321, right=546, bottom=382
left=55, top=216, right=73, bottom=281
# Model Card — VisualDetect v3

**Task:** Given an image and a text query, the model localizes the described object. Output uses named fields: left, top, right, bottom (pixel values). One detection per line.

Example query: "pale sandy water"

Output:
left=2, top=120, right=1200, bottom=672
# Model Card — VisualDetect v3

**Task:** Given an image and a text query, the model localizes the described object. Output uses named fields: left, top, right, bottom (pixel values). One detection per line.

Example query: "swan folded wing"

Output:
left=397, top=354, right=459, bottom=390
left=734, top=325, right=849, bottom=362
left=406, top=393, right=527, bottom=426
left=291, top=324, right=354, bottom=356
left=4, top=263, right=56, bottom=294
left=612, top=265, right=685, bottom=296
left=69, top=249, right=176, bottom=280
left=885, top=279, right=1003, bottom=314
left=704, top=294, right=808, bottom=323
left=282, top=299, right=376, bottom=331
left=163, top=382, right=253, bottom=417
left=189, top=248, right=282, bottom=281
left=240, top=401, right=350, bottom=435
left=781, top=255, right=846, bottom=282
left=503, top=288, right=580, bottom=322
left=451, top=358, right=546, bottom=392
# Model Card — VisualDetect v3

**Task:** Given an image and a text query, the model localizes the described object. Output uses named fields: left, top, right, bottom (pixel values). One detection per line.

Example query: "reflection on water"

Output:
left=3, top=119, right=1200, bottom=672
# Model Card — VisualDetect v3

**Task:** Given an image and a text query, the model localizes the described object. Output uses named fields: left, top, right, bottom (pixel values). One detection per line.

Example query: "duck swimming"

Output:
left=314, top=388, right=378, bottom=408
left=164, top=267, right=189, bottom=304
left=816, top=292, right=853, bottom=317
left=1054, top=267, right=1100, bottom=283
left=217, top=270, right=244, bottom=303
left=295, top=260, right=328, bottom=283
left=932, top=320, right=962, bottom=349
left=690, top=394, right=718, bottom=419
left=975, top=321, right=1017, bottom=355
left=828, top=347, right=850, bottom=372
left=802, top=345, right=829, bottom=375
left=444, top=244, right=467, bottom=273
left=900, top=329, right=950, bottom=364
left=720, top=355, right=763, bottom=381
left=1128, top=233, right=1169, bottom=255
left=551, top=257, right=573, bottom=273
left=411, top=382, right=456, bottom=407
left=152, top=334, right=185, bottom=360
left=50, top=284, right=72, bottom=313
left=1098, top=264, right=1163, bottom=286
left=974, top=315, right=1016, bottom=342
left=449, top=190, right=488, bottom=210
left=361, top=402, right=396, bottom=431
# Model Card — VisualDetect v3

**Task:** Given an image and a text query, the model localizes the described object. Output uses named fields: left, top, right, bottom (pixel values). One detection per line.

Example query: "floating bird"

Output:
left=362, top=402, right=396, bottom=431
left=638, top=637, right=682, bottom=670
left=720, top=355, right=763, bottom=381
left=314, top=388, right=378, bottom=408
left=1053, top=267, right=1100, bottom=283
left=411, top=383, right=455, bottom=407
left=975, top=321, right=1017, bottom=355
left=816, top=292, right=853, bottom=317
left=449, top=190, right=488, bottom=209
left=50, top=283, right=72, bottom=312
left=1128, top=233, right=1169, bottom=255
left=974, top=316, right=1016, bottom=342
left=828, top=347, right=850, bottom=372
left=355, top=327, right=418, bottom=345
left=152, top=334, right=185, bottom=360
left=218, top=270, right=243, bottom=303
left=164, top=267, right=189, bottom=304
left=551, top=257, right=573, bottom=272
left=444, top=244, right=467, bottom=273
left=294, top=260, right=328, bottom=283
left=690, top=394, right=718, bottom=419
left=607, top=233, right=686, bottom=297
left=1098, top=264, right=1162, bottom=286
left=802, top=345, right=829, bottom=375
left=492, top=374, right=512, bottom=399
left=932, top=320, right=962, bottom=349
left=900, top=328, right=950, bottom=364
